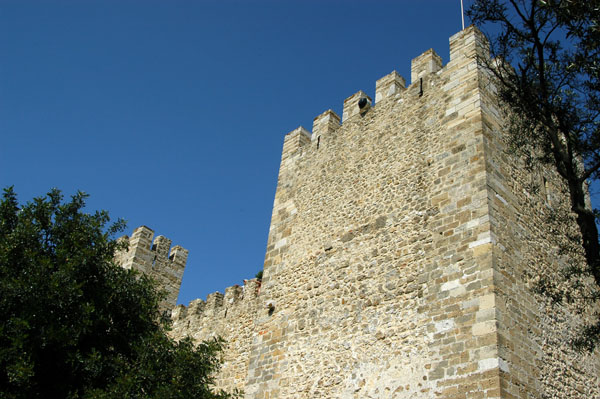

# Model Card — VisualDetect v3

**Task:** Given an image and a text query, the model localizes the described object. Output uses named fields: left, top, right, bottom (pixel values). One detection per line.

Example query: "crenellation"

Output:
left=449, top=25, right=489, bottom=62
left=224, top=284, right=242, bottom=304
left=410, top=48, right=443, bottom=84
left=115, top=226, right=188, bottom=313
left=341, top=90, right=371, bottom=121
left=123, top=226, right=154, bottom=271
left=282, top=126, right=310, bottom=152
left=175, top=278, right=263, bottom=324
left=152, top=235, right=172, bottom=259
left=171, top=304, right=187, bottom=321
left=161, top=25, right=598, bottom=398
left=169, top=278, right=263, bottom=394
left=131, top=225, right=153, bottom=242
left=188, top=298, right=206, bottom=315
left=168, top=245, right=188, bottom=264
left=375, top=70, right=406, bottom=103
left=205, top=292, right=224, bottom=313
left=279, top=127, right=311, bottom=172
left=311, top=109, right=340, bottom=142
left=243, top=278, right=261, bottom=299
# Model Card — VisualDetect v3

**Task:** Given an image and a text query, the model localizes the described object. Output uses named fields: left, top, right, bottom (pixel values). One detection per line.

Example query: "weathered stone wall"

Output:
left=168, top=26, right=599, bottom=398
left=116, top=225, right=188, bottom=312
left=171, top=279, right=262, bottom=392
left=477, top=42, right=600, bottom=398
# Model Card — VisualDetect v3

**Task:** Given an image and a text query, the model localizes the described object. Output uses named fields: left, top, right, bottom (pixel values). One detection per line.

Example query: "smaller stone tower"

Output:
left=116, top=226, right=188, bottom=312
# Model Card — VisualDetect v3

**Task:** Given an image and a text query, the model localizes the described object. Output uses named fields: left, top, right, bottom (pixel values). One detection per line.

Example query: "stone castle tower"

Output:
left=116, top=225, right=188, bottom=312
left=127, top=27, right=599, bottom=398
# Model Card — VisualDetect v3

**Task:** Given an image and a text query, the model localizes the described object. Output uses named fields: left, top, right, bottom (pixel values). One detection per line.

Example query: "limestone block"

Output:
left=311, top=109, right=340, bottom=141
left=375, top=70, right=405, bottom=103
left=411, top=48, right=442, bottom=84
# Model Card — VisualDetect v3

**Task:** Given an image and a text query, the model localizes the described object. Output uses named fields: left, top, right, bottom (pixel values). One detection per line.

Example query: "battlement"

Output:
left=278, top=26, right=489, bottom=161
left=411, top=48, right=443, bottom=83
left=311, top=109, right=340, bottom=142
left=116, top=226, right=188, bottom=312
left=375, top=70, right=405, bottom=103
left=171, top=278, right=262, bottom=338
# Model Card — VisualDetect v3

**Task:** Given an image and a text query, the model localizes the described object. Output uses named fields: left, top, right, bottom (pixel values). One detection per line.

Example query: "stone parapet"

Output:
left=171, top=278, right=262, bottom=324
left=341, top=90, right=372, bottom=121
left=411, top=48, right=442, bottom=84
left=449, top=24, right=489, bottom=62
left=311, top=109, right=340, bottom=143
left=375, top=70, right=406, bottom=103
left=170, top=278, right=263, bottom=393
left=115, top=226, right=188, bottom=313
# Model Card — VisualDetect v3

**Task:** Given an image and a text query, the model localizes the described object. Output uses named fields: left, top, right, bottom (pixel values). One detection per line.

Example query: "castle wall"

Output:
left=168, top=26, right=599, bottom=399
left=115, top=226, right=188, bottom=312
left=243, top=26, right=498, bottom=399
left=171, top=279, right=262, bottom=392
left=477, top=45, right=600, bottom=398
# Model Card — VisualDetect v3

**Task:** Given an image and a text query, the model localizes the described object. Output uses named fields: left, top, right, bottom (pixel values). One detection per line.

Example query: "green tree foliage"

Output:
left=0, top=187, right=236, bottom=398
left=468, top=0, right=600, bottom=349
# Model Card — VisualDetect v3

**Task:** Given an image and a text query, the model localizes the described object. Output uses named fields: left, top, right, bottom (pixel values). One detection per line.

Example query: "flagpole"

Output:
left=461, top=0, right=465, bottom=30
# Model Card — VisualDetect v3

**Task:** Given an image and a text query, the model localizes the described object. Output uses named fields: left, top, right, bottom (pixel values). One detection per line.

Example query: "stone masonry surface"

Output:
left=115, top=225, right=188, bottom=313
left=159, top=26, right=599, bottom=398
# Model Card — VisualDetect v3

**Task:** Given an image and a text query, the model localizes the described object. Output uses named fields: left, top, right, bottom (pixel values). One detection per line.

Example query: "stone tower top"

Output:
left=169, top=25, right=599, bottom=398
left=116, top=225, right=188, bottom=312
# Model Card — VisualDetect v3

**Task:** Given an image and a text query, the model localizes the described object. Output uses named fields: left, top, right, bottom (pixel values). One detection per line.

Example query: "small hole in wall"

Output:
left=317, top=136, right=321, bottom=150
left=224, top=309, right=228, bottom=318
left=268, top=307, right=275, bottom=316
left=151, top=243, right=157, bottom=251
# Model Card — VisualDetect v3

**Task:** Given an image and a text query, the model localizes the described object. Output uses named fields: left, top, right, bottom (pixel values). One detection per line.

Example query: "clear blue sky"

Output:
left=1, top=0, right=522, bottom=306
